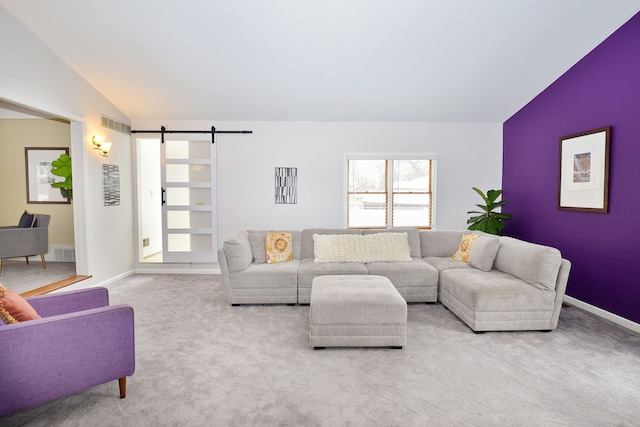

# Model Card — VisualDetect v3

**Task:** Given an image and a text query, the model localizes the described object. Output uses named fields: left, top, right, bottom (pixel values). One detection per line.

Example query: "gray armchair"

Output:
left=0, top=213, right=50, bottom=275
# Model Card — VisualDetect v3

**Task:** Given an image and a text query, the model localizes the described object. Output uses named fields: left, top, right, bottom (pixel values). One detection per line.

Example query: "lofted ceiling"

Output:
left=2, top=0, right=639, bottom=123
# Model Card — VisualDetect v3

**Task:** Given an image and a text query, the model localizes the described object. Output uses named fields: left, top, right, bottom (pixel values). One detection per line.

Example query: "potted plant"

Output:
left=466, top=187, right=511, bottom=235
left=50, top=153, right=73, bottom=200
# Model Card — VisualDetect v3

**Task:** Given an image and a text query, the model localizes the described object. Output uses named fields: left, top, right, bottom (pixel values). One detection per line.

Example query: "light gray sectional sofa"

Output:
left=218, top=228, right=571, bottom=332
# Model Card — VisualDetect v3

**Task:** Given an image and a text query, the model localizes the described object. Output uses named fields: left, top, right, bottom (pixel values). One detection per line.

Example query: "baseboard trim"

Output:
left=50, top=270, right=136, bottom=293
left=95, top=270, right=136, bottom=287
left=563, top=295, right=640, bottom=334
left=20, top=275, right=92, bottom=297
left=135, top=267, right=221, bottom=274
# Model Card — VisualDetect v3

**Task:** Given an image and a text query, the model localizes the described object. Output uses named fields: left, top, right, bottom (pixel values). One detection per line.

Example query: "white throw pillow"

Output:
left=313, top=232, right=412, bottom=263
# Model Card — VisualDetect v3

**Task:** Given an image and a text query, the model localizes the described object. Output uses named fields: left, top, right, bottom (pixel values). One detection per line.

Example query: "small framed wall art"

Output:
left=275, top=167, right=297, bottom=204
left=103, top=164, right=121, bottom=206
left=558, top=126, right=610, bottom=213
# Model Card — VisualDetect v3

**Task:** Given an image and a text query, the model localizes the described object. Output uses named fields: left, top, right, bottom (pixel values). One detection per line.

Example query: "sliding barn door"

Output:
left=161, top=137, right=217, bottom=263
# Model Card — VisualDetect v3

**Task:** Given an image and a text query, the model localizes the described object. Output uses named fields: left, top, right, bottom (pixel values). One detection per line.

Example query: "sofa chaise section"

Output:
left=436, top=235, right=571, bottom=332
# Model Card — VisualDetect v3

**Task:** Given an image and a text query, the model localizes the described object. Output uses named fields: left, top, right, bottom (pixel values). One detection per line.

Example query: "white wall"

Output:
left=1, top=9, right=135, bottom=284
left=1, top=6, right=502, bottom=279
left=133, top=120, right=503, bottom=247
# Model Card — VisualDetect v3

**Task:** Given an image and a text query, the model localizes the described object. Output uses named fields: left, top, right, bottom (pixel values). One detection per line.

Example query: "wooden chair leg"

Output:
left=119, top=377, right=127, bottom=399
left=0, top=259, right=3, bottom=275
left=40, top=254, right=47, bottom=270
left=25, top=256, right=30, bottom=265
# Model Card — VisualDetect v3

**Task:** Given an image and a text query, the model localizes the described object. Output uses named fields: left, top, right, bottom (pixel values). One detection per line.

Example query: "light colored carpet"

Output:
left=0, top=260, right=76, bottom=294
left=2, top=274, right=640, bottom=426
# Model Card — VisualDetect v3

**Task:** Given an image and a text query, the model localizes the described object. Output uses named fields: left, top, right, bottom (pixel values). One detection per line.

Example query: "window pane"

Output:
left=166, top=187, right=211, bottom=206
left=348, top=194, right=386, bottom=227
left=167, top=233, right=212, bottom=252
left=166, top=164, right=211, bottom=182
left=392, top=193, right=431, bottom=227
left=165, top=188, right=211, bottom=206
left=392, top=160, right=431, bottom=192
left=167, top=211, right=212, bottom=229
left=165, top=140, right=189, bottom=159
left=166, top=140, right=210, bottom=159
left=349, top=160, right=386, bottom=192
left=167, top=233, right=191, bottom=252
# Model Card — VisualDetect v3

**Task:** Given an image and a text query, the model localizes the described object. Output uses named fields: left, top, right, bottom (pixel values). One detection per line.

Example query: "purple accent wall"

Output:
left=503, top=12, right=640, bottom=324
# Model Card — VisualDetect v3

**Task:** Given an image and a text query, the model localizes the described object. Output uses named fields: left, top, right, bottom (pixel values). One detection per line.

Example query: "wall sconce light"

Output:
left=92, top=135, right=112, bottom=157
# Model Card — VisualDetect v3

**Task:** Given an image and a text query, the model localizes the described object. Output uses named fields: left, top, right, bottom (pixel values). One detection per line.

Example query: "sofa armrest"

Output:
left=0, top=227, right=48, bottom=258
left=549, top=258, right=572, bottom=329
left=222, top=231, right=253, bottom=272
left=0, top=304, right=135, bottom=416
left=26, top=287, right=109, bottom=318
left=494, top=236, right=562, bottom=290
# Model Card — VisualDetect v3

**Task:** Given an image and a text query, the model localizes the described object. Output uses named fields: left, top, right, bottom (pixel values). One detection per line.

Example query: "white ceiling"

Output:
left=2, top=1, right=639, bottom=123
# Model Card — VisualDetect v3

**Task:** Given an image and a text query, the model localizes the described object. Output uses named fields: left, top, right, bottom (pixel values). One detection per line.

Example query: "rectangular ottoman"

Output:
left=309, top=275, right=407, bottom=349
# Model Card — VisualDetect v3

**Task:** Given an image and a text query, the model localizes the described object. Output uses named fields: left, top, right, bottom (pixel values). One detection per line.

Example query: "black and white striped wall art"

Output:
left=103, top=164, right=120, bottom=206
left=275, top=167, right=297, bottom=204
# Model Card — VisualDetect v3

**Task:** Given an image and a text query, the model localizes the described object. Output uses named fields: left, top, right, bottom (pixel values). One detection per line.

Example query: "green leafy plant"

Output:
left=466, top=187, right=511, bottom=235
left=50, top=153, right=73, bottom=200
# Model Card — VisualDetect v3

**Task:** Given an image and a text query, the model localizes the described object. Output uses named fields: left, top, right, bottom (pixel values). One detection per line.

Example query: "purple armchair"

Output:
left=0, top=287, right=135, bottom=416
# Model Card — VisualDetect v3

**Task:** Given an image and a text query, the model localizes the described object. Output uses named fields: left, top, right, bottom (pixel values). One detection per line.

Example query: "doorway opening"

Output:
left=0, top=97, right=90, bottom=295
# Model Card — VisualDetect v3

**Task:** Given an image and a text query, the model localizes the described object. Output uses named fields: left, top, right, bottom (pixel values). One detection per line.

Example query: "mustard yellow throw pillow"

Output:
left=451, top=234, right=481, bottom=263
left=265, top=232, right=293, bottom=264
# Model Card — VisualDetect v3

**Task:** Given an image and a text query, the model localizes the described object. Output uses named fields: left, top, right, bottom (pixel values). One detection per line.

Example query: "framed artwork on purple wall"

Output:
left=558, top=126, right=610, bottom=213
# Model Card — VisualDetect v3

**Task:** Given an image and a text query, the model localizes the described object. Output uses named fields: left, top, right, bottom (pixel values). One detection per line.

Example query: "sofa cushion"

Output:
left=494, top=237, right=562, bottom=290
left=265, top=232, right=293, bottom=264
left=362, top=228, right=421, bottom=257
left=366, top=257, right=439, bottom=289
left=420, top=230, right=464, bottom=257
left=451, top=234, right=481, bottom=263
left=247, top=231, right=267, bottom=264
left=297, top=258, right=369, bottom=288
left=440, top=268, right=557, bottom=312
left=468, top=235, right=500, bottom=272
left=0, top=284, right=41, bottom=323
left=424, top=256, right=471, bottom=272
left=228, top=260, right=300, bottom=289
left=223, top=232, right=254, bottom=273
left=313, top=232, right=412, bottom=263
